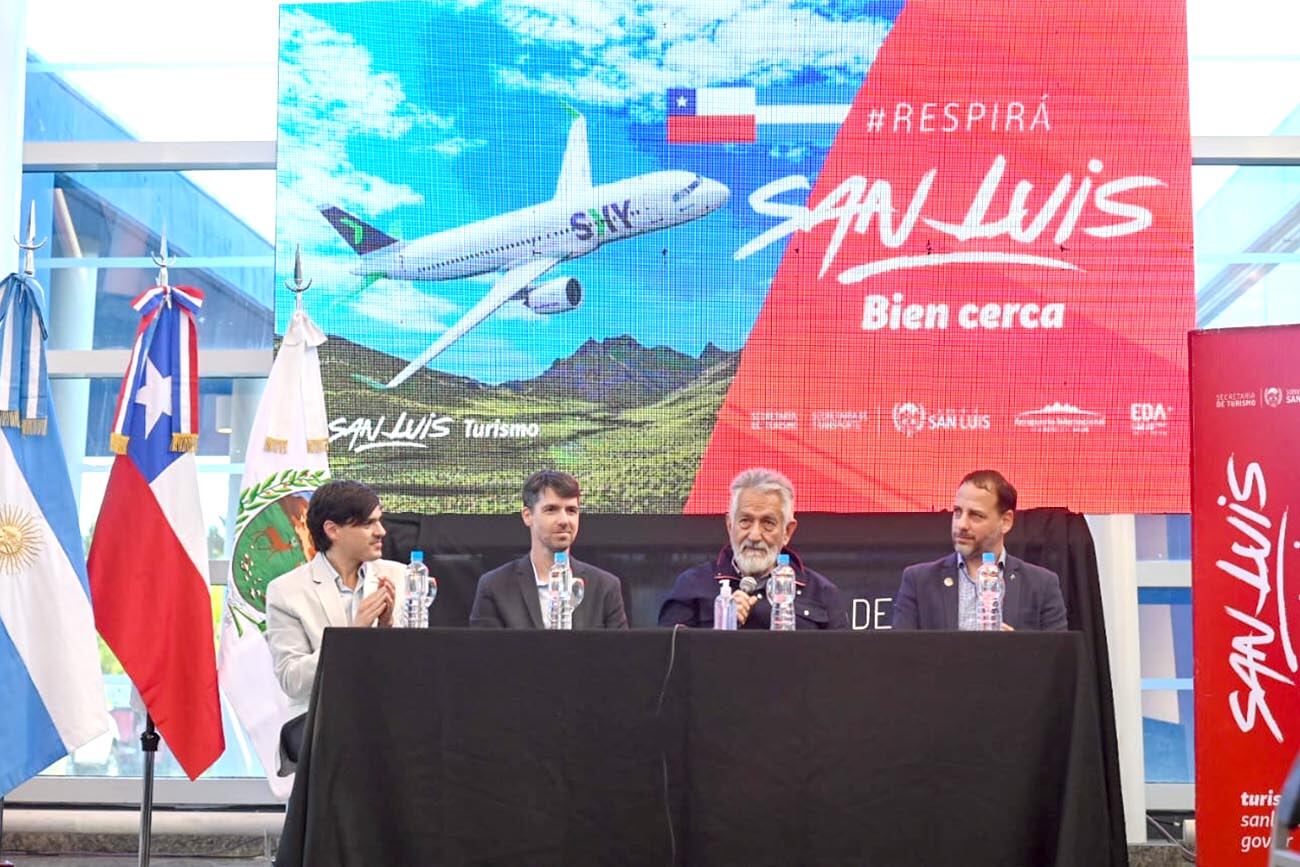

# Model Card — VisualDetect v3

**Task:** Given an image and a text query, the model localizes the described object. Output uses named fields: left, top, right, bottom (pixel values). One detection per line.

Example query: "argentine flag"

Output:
left=0, top=272, right=108, bottom=795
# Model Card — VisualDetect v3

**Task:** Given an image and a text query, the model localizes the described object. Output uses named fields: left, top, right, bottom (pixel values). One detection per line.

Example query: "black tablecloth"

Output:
left=379, top=509, right=1126, bottom=867
left=277, top=629, right=1113, bottom=867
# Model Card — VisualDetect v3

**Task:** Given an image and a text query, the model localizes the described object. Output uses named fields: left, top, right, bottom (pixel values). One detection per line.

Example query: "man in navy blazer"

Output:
left=892, top=469, right=1067, bottom=631
left=469, top=470, right=628, bottom=629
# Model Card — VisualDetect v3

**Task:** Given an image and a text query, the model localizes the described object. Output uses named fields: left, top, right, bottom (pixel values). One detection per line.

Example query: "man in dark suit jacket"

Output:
left=469, top=470, right=628, bottom=629
left=658, top=467, right=848, bottom=630
left=892, top=469, right=1067, bottom=631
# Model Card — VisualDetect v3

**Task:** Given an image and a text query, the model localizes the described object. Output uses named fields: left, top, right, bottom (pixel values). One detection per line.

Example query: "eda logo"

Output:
left=1130, top=402, right=1169, bottom=434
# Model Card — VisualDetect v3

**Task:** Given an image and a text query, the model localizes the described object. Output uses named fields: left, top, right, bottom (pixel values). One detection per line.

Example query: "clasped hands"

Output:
left=352, top=576, right=397, bottom=628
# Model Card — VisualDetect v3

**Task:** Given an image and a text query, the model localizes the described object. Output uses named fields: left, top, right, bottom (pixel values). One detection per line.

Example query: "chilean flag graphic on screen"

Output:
left=668, top=87, right=758, bottom=144
left=686, top=0, right=1194, bottom=515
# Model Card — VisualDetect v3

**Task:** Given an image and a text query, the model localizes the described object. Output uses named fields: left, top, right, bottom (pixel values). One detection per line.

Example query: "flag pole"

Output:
left=135, top=232, right=172, bottom=867
left=0, top=796, right=15, bottom=867
left=138, top=714, right=159, bottom=867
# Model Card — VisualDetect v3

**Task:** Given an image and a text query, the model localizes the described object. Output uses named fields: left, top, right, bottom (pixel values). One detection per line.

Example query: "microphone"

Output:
left=738, top=575, right=759, bottom=596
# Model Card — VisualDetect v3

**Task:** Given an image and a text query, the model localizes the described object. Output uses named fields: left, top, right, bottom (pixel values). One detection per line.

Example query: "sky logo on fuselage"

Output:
left=571, top=200, right=632, bottom=241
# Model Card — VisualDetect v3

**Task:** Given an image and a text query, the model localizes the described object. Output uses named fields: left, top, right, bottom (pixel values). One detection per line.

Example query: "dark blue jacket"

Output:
left=891, top=552, right=1067, bottom=631
left=658, top=546, right=849, bottom=630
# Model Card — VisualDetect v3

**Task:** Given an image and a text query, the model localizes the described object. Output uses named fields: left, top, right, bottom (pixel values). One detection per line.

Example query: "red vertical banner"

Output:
left=1191, top=325, right=1300, bottom=863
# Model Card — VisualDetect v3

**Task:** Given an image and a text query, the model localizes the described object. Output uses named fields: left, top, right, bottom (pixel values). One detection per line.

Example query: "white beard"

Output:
left=734, top=544, right=777, bottom=576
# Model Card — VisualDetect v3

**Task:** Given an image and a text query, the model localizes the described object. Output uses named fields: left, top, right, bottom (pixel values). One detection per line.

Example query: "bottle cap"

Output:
left=411, top=550, right=424, bottom=563
left=555, top=551, right=569, bottom=564
left=718, top=578, right=732, bottom=593
left=777, top=553, right=790, bottom=566
left=982, top=551, right=996, bottom=565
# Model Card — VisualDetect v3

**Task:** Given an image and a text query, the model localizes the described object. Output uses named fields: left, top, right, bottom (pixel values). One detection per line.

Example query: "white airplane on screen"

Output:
left=321, top=113, right=730, bottom=388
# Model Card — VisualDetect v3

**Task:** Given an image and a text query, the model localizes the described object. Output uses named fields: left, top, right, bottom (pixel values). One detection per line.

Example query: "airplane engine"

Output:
left=524, top=277, right=582, bottom=314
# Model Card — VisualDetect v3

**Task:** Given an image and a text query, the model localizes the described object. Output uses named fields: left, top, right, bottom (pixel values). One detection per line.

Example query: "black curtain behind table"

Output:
left=380, top=508, right=1127, bottom=866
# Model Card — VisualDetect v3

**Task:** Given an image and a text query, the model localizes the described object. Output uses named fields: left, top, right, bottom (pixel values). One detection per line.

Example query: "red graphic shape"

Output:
left=688, top=0, right=1193, bottom=514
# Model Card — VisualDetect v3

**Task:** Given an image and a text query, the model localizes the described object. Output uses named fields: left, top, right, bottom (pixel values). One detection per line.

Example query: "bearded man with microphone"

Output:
left=658, top=467, right=848, bottom=630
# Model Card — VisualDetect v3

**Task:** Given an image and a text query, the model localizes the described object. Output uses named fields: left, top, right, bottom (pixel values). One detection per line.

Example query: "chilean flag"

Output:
left=667, top=87, right=757, bottom=143
left=88, top=284, right=224, bottom=780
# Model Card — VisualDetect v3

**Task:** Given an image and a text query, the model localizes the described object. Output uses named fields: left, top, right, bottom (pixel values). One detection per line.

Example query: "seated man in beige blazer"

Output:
left=265, top=479, right=409, bottom=717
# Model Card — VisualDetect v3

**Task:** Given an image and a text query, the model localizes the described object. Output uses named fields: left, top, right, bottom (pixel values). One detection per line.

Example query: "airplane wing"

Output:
left=385, top=255, right=562, bottom=388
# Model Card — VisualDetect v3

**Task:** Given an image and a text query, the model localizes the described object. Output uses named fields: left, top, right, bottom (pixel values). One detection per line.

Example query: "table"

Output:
left=276, top=629, right=1114, bottom=867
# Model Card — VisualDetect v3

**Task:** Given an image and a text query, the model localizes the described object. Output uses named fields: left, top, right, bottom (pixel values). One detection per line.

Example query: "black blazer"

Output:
left=468, top=555, right=628, bottom=629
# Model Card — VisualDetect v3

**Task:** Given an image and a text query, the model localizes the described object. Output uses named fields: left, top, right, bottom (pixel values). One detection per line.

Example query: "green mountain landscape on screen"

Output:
left=318, top=335, right=738, bottom=513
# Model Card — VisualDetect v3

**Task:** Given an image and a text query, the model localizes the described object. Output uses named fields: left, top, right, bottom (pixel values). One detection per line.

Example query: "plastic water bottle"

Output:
left=713, top=579, right=737, bottom=630
left=404, top=551, right=430, bottom=629
left=976, top=551, right=1004, bottom=631
left=548, top=551, right=573, bottom=630
left=769, top=554, right=796, bottom=632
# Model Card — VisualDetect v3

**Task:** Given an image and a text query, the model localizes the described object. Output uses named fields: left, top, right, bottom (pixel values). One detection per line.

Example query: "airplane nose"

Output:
left=707, top=180, right=730, bottom=209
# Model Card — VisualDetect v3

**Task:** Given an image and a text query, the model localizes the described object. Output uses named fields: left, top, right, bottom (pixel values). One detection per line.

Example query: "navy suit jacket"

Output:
left=891, top=552, right=1067, bottom=631
left=469, top=555, right=628, bottom=629
left=657, top=546, right=849, bottom=630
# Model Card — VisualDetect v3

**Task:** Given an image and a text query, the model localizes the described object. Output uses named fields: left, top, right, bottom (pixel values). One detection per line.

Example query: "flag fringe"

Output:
left=263, top=437, right=288, bottom=454
left=0, top=410, right=18, bottom=428
left=20, top=417, right=47, bottom=436
left=171, top=432, right=198, bottom=453
left=306, top=438, right=328, bottom=454
left=110, top=432, right=130, bottom=454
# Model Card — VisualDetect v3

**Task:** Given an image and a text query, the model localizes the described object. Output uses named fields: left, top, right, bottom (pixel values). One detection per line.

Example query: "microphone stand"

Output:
left=138, top=714, right=160, bottom=867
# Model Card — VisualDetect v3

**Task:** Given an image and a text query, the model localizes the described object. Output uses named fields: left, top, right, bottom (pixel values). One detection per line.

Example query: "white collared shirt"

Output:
left=532, top=560, right=554, bottom=629
left=316, top=553, right=373, bottom=626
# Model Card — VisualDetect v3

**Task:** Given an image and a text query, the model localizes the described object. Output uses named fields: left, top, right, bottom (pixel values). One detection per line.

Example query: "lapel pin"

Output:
left=943, top=577, right=954, bottom=587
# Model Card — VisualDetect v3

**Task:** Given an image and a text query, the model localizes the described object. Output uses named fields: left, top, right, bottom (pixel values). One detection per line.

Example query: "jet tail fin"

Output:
left=553, top=113, right=592, bottom=201
left=319, top=205, right=399, bottom=255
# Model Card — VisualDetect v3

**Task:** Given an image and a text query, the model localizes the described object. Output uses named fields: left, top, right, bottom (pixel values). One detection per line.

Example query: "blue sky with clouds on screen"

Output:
left=276, top=1, right=900, bottom=383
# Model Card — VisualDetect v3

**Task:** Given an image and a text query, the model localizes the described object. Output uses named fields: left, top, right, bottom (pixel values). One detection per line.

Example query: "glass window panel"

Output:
left=1187, top=0, right=1300, bottom=136
left=1139, top=588, right=1194, bottom=783
left=24, top=0, right=278, bottom=142
left=1199, top=264, right=1300, bottom=329
left=183, top=170, right=278, bottom=244
left=20, top=171, right=273, bottom=350
left=1142, top=690, right=1195, bottom=783
left=1136, top=514, right=1191, bottom=561
left=1194, top=166, right=1300, bottom=329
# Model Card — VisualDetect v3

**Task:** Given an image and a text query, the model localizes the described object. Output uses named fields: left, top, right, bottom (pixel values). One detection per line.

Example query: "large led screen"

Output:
left=276, top=0, right=1193, bottom=514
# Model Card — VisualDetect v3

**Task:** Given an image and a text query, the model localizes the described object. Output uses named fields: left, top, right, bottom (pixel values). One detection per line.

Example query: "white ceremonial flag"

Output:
left=217, top=300, right=329, bottom=799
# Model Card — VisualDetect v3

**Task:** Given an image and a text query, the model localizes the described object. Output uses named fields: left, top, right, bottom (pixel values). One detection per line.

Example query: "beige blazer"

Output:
left=265, top=553, right=409, bottom=715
